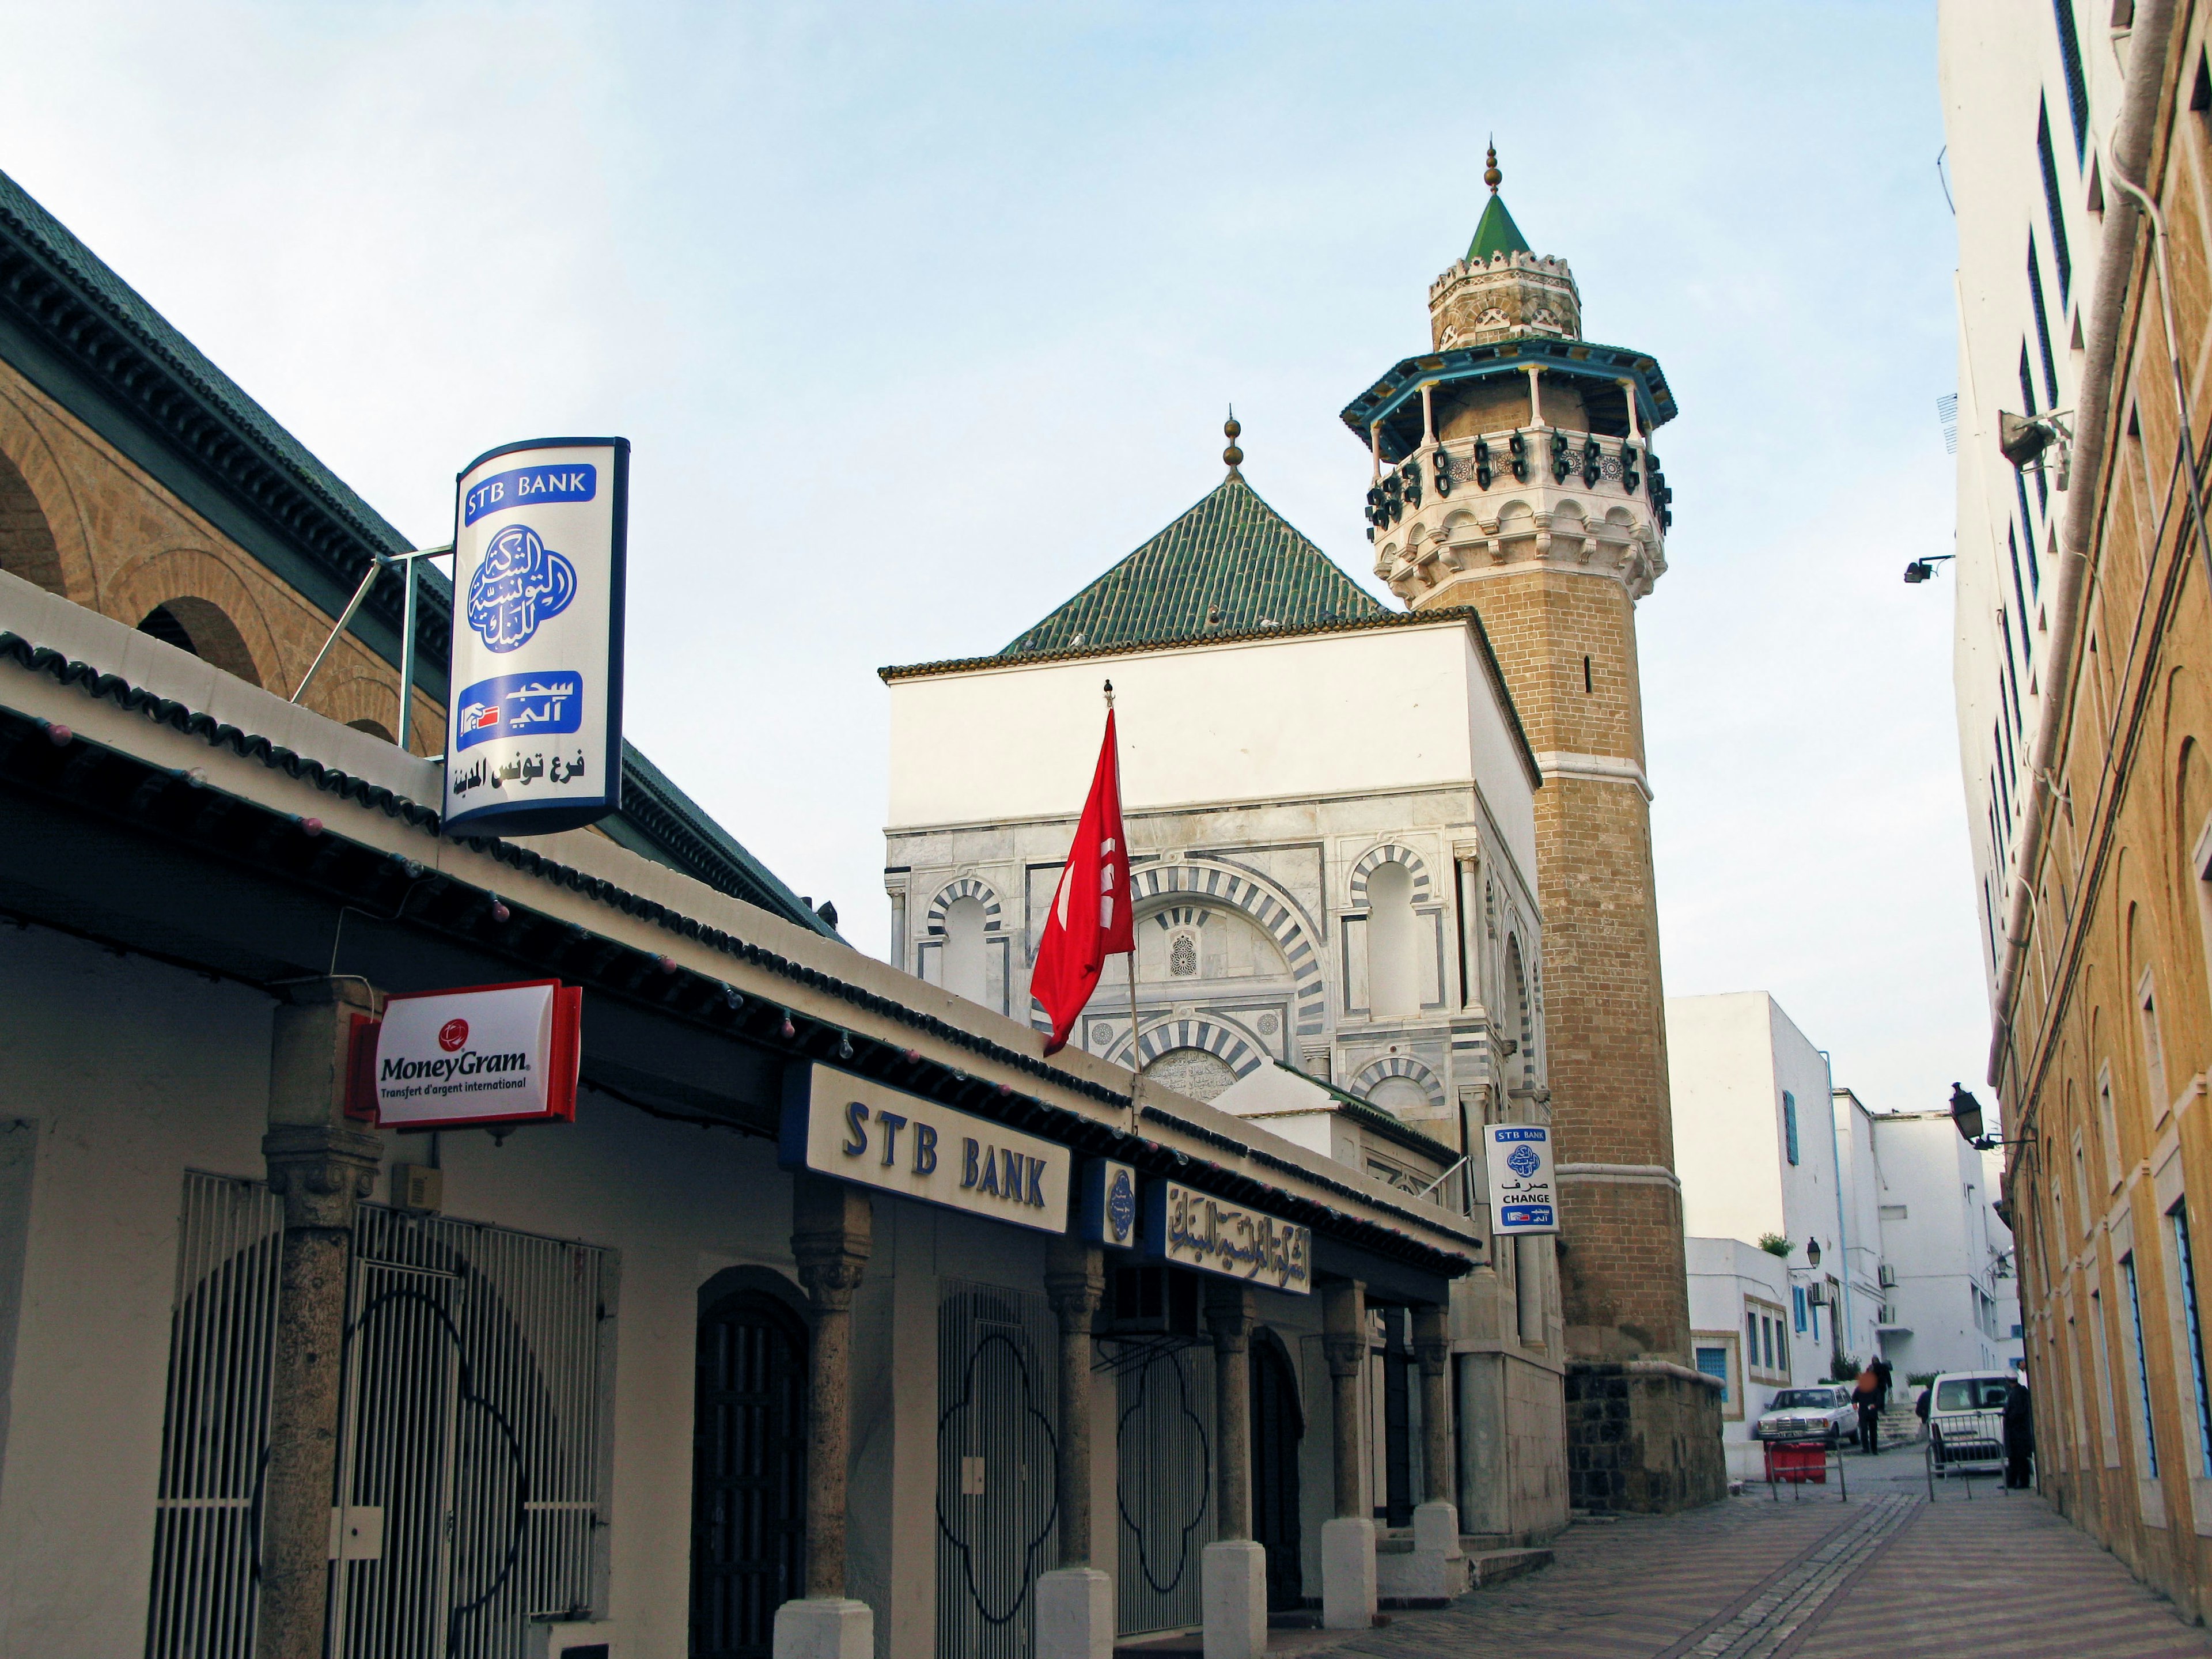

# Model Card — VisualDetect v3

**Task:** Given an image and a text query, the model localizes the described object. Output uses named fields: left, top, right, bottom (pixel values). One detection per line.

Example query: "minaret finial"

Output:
left=1484, top=139, right=1502, bottom=196
left=1222, top=406, right=1244, bottom=477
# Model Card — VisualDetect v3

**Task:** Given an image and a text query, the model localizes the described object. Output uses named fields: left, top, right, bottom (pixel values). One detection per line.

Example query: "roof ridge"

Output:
left=1000, top=473, right=1385, bottom=658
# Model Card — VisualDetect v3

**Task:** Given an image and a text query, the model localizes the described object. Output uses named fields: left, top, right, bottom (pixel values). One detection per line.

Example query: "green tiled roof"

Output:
left=1002, top=475, right=1386, bottom=657
left=1467, top=194, right=1530, bottom=262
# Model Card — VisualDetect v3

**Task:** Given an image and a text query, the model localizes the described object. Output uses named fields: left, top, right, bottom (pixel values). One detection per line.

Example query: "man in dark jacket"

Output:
left=1872, top=1354, right=1895, bottom=1412
left=2004, top=1380, right=2035, bottom=1488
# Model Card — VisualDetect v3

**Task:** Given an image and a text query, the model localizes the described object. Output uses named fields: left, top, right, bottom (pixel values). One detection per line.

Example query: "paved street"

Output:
left=1324, top=1445, right=2212, bottom=1659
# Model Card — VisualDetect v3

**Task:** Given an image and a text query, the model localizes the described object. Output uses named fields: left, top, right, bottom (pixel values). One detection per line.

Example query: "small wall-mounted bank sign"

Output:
left=1484, top=1122, right=1558, bottom=1234
left=1144, top=1180, right=1311, bottom=1294
left=365, top=979, right=582, bottom=1131
left=1078, top=1158, right=1140, bottom=1250
left=779, top=1063, right=1070, bottom=1234
left=444, top=437, right=630, bottom=837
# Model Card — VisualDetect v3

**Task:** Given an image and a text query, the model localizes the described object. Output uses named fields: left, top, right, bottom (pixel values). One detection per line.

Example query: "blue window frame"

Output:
left=1695, top=1344, right=1730, bottom=1405
left=2173, top=1203, right=2212, bottom=1477
left=1793, top=1286, right=1808, bottom=1334
left=1783, top=1090, right=1800, bottom=1165
left=2038, top=100, right=2074, bottom=300
left=2123, top=1252, right=2160, bottom=1478
left=2028, top=241, right=2059, bottom=429
left=2052, top=2, right=2089, bottom=159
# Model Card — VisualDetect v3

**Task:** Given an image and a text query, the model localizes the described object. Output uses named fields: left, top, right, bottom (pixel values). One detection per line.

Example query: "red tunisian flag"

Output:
left=1032, top=709, right=1135, bottom=1054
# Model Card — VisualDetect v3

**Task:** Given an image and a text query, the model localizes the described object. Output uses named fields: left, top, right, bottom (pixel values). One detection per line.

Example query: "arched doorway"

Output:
left=1250, top=1332, right=1304, bottom=1612
left=691, top=1287, right=808, bottom=1658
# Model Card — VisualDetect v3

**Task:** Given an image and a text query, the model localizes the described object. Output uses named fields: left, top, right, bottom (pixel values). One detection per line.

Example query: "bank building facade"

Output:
left=887, top=151, right=1720, bottom=1523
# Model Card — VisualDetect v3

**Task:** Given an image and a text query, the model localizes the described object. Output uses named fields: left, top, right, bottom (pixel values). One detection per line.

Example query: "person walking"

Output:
left=2004, top=1379, right=2035, bottom=1489
left=1853, top=1365, right=1882, bottom=1455
left=1872, top=1354, right=1894, bottom=1412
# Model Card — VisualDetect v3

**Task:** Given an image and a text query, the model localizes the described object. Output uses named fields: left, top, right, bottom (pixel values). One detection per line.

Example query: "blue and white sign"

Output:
left=444, top=437, right=628, bottom=835
left=1078, top=1158, right=1140, bottom=1249
left=1484, top=1122, right=1559, bottom=1234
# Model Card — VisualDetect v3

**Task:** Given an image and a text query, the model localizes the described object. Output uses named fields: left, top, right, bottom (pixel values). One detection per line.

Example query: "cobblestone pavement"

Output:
left=1319, top=1444, right=2212, bottom=1659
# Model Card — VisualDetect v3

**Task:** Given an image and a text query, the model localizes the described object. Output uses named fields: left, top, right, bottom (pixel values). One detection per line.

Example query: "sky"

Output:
left=0, top=1, right=1979, bottom=1119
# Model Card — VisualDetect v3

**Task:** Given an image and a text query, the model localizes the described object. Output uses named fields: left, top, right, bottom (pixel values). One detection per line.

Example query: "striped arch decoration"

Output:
left=1352, top=1054, right=1445, bottom=1110
left=1131, top=862, right=1326, bottom=1037
left=924, top=876, right=1002, bottom=937
left=1347, top=844, right=1433, bottom=909
left=1114, top=1016, right=1267, bottom=1078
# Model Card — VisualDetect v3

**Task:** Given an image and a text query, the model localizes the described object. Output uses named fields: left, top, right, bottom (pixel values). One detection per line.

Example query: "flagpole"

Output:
left=1108, top=679, right=1143, bottom=1130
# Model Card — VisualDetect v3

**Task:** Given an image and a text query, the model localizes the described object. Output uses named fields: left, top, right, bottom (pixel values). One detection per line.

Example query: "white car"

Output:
left=1750, top=1385, right=1859, bottom=1447
left=1927, top=1370, right=2013, bottom=1470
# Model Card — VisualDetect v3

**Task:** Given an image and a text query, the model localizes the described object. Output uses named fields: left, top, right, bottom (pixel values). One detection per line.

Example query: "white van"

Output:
left=1926, top=1370, right=2012, bottom=1471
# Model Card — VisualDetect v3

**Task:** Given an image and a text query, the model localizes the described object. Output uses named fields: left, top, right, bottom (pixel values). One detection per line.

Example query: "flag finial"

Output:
left=1223, top=407, right=1243, bottom=476
left=1104, top=678, right=1115, bottom=707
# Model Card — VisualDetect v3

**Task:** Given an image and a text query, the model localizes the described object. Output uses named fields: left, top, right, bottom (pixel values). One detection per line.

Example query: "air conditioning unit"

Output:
left=1878, top=1264, right=1897, bottom=1288
left=1806, top=1281, right=1827, bottom=1306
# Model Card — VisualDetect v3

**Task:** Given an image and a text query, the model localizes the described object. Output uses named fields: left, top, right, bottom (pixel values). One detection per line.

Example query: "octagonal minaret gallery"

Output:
left=1340, top=151, right=1721, bottom=1512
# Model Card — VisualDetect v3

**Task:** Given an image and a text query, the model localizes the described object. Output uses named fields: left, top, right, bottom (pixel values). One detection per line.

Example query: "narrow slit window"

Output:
left=2173, top=1203, right=2212, bottom=1478
left=2123, top=1252, right=2160, bottom=1478
left=2038, top=98, right=2075, bottom=298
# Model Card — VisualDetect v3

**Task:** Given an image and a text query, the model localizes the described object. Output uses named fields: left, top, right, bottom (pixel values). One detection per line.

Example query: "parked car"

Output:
left=1751, top=1385, right=1858, bottom=1447
left=1927, top=1371, right=2010, bottom=1469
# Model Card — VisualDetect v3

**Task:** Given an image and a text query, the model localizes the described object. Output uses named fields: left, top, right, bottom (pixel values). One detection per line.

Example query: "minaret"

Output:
left=1340, top=150, right=1719, bottom=1513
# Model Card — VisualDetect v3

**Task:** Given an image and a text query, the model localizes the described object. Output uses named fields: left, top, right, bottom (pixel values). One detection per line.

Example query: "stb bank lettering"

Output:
left=464, top=463, right=599, bottom=527
left=835, top=1099, right=1044, bottom=1206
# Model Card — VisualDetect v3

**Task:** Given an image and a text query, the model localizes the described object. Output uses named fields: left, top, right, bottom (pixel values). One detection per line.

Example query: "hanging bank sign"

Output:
left=1484, top=1122, right=1558, bottom=1234
left=444, top=437, right=630, bottom=836
left=1145, top=1181, right=1312, bottom=1294
left=779, top=1063, right=1070, bottom=1234
left=368, top=979, right=582, bottom=1130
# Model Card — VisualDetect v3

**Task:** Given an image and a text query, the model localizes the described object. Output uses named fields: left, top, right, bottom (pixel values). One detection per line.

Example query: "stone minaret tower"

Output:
left=1340, top=150, right=1721, bottom=1512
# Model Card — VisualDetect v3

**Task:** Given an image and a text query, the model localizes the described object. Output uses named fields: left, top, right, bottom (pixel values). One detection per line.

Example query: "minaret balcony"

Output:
left=1366, top=428, right=1672, bottom=602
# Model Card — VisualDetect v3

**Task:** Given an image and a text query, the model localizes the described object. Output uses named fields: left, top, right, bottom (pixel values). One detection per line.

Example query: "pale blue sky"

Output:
left=0, top=2, right=1974, bottom=1115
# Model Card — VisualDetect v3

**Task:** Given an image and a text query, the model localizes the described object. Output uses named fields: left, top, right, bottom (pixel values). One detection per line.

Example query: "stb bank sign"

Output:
left=444, top=438, right=630, bottom=836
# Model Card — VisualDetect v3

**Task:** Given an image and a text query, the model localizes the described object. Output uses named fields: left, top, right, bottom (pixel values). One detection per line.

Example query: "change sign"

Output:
left=1484, top=1122, right=1558, bottom=1234
left=444, top=437, right=630, bottom=835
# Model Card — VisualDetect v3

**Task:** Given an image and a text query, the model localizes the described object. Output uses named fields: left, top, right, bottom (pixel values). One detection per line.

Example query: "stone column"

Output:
left=1200, top=1282, right=1264, bottom=1659
left=1037, top=1234, right=1112, bottom=1659
left=1410, top=1304, right=1465, bottom=1599
left=258, top=979, right=384, bottom=1659
left=1320, top=1281, right=1376, bottom=1631
left=775, top=1175, right=874, bottom=1659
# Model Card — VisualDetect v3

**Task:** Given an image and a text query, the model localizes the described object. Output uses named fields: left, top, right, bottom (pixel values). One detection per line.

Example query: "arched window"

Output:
left=135, top=597, right=263, bottom=688
left=1366, top=861, right=1418, bottom=1018
left=0, top=450, right=63, bottom=596
left=942, top=896, right=988, bottom=1005
left=1506, top=936, right=1535, bottom=1088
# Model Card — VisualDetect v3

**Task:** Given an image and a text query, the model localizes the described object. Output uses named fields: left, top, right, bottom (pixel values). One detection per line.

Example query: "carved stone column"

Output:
left=775, top=1175, right=874, bottom=1659
left=258, top=979, right=384, bottom=1659
left=1320, top=1280, right=1375, bottom=1630
left=1410, top=1302, right=1466, bottom=1597
left=1037, top=1234, right=1112, bottom=1659
left=1200, top=1281, right=1264, bottom=1659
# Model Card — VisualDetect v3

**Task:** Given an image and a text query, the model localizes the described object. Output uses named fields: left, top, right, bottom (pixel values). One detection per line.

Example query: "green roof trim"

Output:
left=1001, top=475, right=1386, bottom=657
left=1467, top=194, right=1531, bottom=262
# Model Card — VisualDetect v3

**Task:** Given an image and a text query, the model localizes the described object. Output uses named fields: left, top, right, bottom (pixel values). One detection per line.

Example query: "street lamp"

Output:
left=1904, top=554, right=1956, bottom=584
left=1949, top=1082, right=1986, bottom=1143
left=1805, top=1237, right=1823, bottom=1269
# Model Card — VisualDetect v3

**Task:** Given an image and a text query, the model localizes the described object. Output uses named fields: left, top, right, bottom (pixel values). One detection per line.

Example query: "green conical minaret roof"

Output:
left=1465, top=141, right=1531, bottom=262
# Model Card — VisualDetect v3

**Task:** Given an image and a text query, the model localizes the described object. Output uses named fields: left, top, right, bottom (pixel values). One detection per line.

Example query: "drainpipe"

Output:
left=1820, top=1049, right=1854, bottom=1367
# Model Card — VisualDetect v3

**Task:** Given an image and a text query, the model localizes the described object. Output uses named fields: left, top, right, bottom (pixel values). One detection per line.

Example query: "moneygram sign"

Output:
left=444, top=437, right=630, bottom=836
left=372, top=980, right=582, bottom=1131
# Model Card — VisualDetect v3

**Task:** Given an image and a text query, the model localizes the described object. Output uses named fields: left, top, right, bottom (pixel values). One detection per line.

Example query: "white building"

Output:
left=1939, top=0, right=2116, bottom=977
left=1831, top=1087, right=1891, bottom=1373
left=1870, top=1111, right=2025, bottom=1381
left=881, top=455, right=1569, bottom=1543
left=1669, top=994, right=1854, bottom=1369
left=1669, top=994, right=1870, bottom=1476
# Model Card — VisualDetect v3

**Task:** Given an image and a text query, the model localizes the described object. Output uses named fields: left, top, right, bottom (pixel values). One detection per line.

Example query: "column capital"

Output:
left=1204, top=1281, right=1255, bottom=1353
left=1044, top=1235, right=1105, bottom=1328
left=792, top=1174, right=872, bottom=1314
left=1413, top=1302, right=1452, bottom=1378
left=261, top=1123, right=382, bottom=1231
left=1321, top=1333, right=1366, bottom=1378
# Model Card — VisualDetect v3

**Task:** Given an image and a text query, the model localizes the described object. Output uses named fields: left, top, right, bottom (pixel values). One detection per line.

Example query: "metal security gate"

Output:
left=145, top=1173, right=285, bottom=1659
left=936, top=1281, right=1059, bottom=1658
left=690, top=1291, right=808, bottom=1658
left=331, top=1207, right=609, bottom=1659
left=1113, top=1344, right=1213, bottom=1637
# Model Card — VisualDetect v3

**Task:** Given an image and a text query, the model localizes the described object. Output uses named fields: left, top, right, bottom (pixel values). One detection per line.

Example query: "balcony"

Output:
left=1363, top=426, right=1673, bottom=539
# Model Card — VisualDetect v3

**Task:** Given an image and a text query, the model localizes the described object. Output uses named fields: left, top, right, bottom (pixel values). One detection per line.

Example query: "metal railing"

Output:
left=1925, top=1408, right=2010, bottom=1501
left=1365, top=428, right=1675, bottom=536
